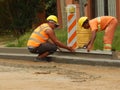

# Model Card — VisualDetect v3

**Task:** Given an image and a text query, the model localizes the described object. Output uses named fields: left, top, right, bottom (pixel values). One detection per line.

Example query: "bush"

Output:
left=6, top=32, right=32, bottom=47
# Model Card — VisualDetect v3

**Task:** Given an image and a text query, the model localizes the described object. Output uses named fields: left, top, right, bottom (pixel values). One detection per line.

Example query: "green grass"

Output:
left=6, top=32, right=31, bottom=47
left=112, top=26, right=120, bottom=51
left=55, top=28, right=67, bottom=44
left=5, top=26, right=120, bottom=51
left=93, top=31, right=104, bottom=50
left=0, top=35, right=16, bottom=46
left=94, top=26, right=120, bottom=51
left=6, top=28, right=68, bottom=47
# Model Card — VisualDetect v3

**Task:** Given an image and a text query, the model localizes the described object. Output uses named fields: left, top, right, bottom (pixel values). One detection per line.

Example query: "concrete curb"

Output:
left=0, top=47, right=120, bottom=67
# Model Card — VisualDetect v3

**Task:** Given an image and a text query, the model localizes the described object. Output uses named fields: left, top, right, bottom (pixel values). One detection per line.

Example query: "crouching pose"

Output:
left=27, top=15, right=74, bottom=62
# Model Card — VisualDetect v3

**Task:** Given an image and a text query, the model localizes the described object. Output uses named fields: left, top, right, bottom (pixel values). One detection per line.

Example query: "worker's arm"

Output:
left=46, top=29, right=75, bottom=52
left=87, top=30, right=97, bottom=52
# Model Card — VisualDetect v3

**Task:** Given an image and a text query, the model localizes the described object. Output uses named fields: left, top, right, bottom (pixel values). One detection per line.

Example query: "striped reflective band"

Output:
left=104, top=44, right=112, bottom=51
left=29, top=38, right=42, bottom=43
left=34, top=31, right=47, bottom=40
left=97, top=17, right=101, bottom=31
left=104, top=44, right=111, bottom=47
left=29, top=25, right=48, bottom=42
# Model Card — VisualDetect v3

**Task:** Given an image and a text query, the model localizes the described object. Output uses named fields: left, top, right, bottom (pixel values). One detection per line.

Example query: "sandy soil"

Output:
left=0, top=59, right=120, bottom=90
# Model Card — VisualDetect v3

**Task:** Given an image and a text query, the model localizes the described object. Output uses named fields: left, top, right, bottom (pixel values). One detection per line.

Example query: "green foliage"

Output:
left=94, top=26, right=120, bottom=51
left=55, top=28, right=67, bottom=44
left=94, top=31, right=104, bottom=50
left=0, top=0, right=44, bottom=36
left=0, top=34, right=15, bottom=46
left=6, top=31, right=32, bottom=47
left=45, top=0, right=57, bottom=16
left=0, top=0, right=58, bottom=37
left=112, top=26, right=120, bottom=51
left=6, top=25, right=120, bottom=51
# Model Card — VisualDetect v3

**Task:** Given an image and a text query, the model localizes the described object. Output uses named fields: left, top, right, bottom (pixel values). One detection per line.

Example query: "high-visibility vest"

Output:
left=97, top=17, right=101, bottom=31
left=27, top=23, right=51, bottom=47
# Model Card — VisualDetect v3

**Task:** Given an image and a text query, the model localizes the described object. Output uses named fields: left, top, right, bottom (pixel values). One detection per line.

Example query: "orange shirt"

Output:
left=89, top=16, right=114, bottom=31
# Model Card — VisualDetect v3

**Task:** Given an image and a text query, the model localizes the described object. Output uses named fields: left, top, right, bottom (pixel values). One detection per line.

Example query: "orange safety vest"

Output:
left=97, top=17, right=101, bottom=31
left=27, top=23, right=51, bottom=47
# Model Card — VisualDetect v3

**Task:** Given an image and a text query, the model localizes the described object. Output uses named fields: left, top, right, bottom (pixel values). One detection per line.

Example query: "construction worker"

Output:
left=27, top=15, right=75, bottom=62
left=78, top=16, right=118, bottom=52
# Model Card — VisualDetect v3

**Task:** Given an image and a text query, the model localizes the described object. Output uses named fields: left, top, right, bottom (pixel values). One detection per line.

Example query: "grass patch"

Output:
left=6, top=32, right=31, bottom=47
left=5, top=25, right=120, bottom=51
left=93, top=31, right=104, bottom=50
left=112, top=26, right=120, bottom=51
left=0, top=35, right=16, bottom=46
left=55, top=28, right=67, bottom=44
left=6, top=28, right=68, bottom=47
left=94, top=25, right=120, bottom=51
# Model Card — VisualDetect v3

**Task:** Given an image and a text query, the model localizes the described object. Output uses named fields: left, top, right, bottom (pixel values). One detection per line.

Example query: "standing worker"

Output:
left=27, top=15, right=75, bottom=62
left=78, top=16, right=118, bottom=52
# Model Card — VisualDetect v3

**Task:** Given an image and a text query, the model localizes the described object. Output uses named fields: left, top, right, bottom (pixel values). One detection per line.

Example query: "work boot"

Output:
left=44, top=57, right=52, bottom=62
left=34, top=57, right=52, bottom=62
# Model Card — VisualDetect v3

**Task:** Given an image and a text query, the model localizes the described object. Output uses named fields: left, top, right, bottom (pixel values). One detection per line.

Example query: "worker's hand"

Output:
left=87, top=44, right=92, bottom=52
left=67, top=46, right=75, bottom=52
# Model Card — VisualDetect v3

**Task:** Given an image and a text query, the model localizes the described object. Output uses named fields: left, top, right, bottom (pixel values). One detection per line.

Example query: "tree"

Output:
left=0, top=0, right=57, bottom=37
left=0, top=0, right=44, bottom=37
left=45, top=0, right=57, bottom=17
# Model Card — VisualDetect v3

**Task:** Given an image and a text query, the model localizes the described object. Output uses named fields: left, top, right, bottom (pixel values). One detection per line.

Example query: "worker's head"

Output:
left=78, top=16, right=90, bottom=29
left=47, top=15, right=59, bottom=29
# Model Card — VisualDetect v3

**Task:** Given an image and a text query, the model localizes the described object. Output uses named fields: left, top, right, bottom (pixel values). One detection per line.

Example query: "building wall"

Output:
left=87, top=0, right=119, bottom=22
left=116, top=0, right=120, bottom=24
left=91, top=0, right=116, bottom=17
left=65, top=0, right=73, bottom=4
left=58, top=0, right=120, bottom=28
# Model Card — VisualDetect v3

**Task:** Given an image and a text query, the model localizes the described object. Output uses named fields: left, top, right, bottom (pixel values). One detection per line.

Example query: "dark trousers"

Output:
left=28, top=42, right=57, bottom=55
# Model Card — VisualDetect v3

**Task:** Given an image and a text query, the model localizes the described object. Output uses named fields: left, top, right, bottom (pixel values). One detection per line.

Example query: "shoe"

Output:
left=34, top=57, right=52, bottom=62
left=44, top=57, right=52, bottom=62
left=34, top=57, right=43, bottom=62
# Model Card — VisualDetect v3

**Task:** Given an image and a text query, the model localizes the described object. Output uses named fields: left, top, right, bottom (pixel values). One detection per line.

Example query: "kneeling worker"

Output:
left=27, top=15, right=75, bottom=61
left=78, top=16, right=118, bottom=52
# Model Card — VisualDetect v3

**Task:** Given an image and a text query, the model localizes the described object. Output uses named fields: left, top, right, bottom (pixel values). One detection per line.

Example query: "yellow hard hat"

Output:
left=78, top=16, right=88, bottom=26
left=47, top=15, right=59, bottom=25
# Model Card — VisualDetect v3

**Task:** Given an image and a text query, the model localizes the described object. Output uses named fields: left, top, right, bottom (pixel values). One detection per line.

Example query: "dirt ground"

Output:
left=0, top=59, right=120, bottom=90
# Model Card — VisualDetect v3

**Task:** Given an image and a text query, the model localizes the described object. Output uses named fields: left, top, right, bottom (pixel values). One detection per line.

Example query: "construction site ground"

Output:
left=0, top=58, right=120, bottom=90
